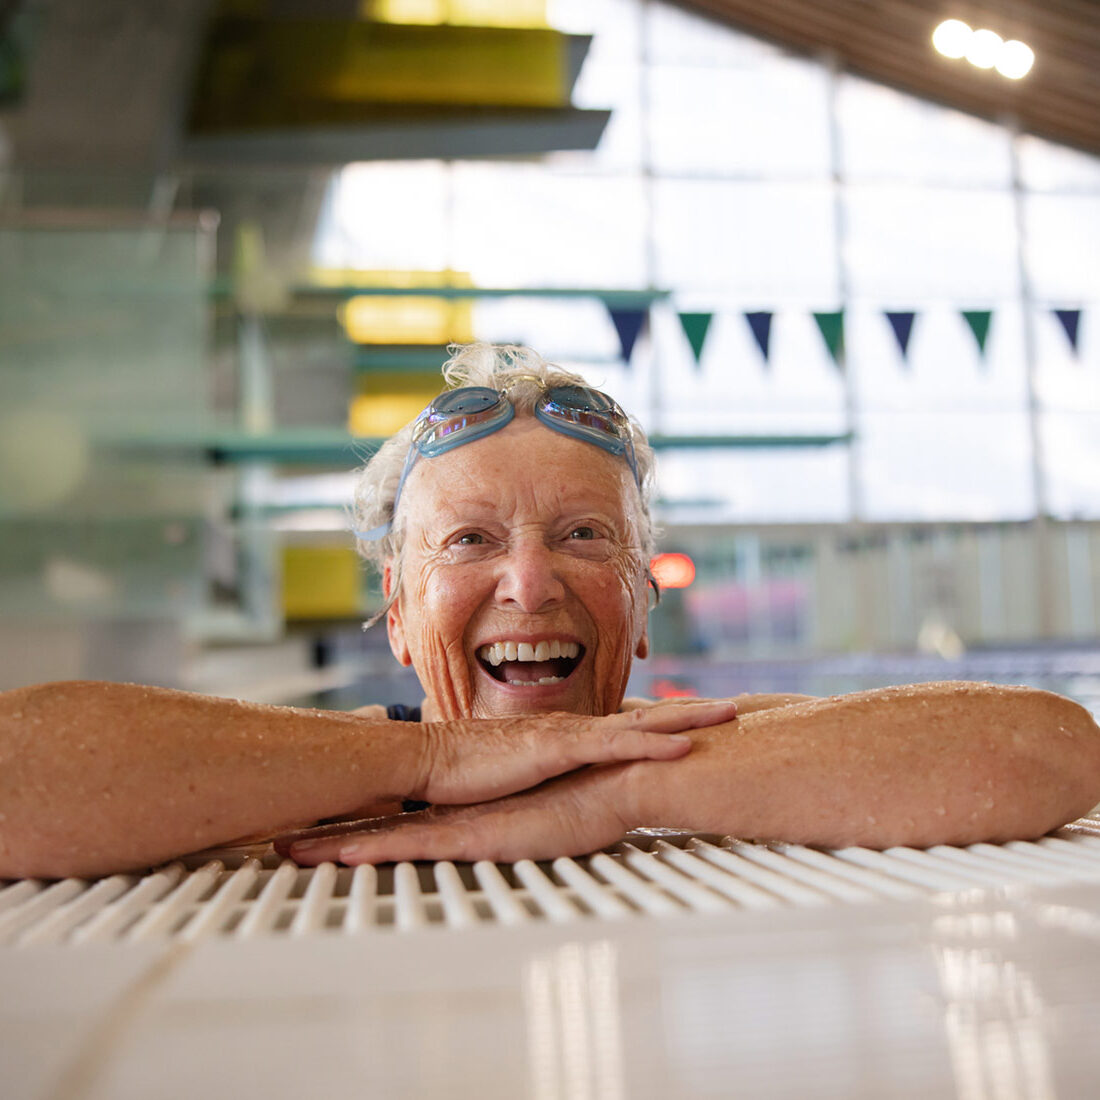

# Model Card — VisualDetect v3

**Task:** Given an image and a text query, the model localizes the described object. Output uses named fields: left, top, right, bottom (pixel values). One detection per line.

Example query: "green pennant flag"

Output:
left=813, top=310, right=845, bottom=368
left=677, top=312, right=713, bottom=366
left=962, top=310, right=993, bottom=356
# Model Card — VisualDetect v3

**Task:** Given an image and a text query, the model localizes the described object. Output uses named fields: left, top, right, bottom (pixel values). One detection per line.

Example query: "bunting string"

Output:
left=609, top=304, right=1089, bottom=368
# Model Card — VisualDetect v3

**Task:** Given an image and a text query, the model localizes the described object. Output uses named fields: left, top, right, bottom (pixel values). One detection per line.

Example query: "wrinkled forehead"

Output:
left=401, top=415, right=643, bottom=533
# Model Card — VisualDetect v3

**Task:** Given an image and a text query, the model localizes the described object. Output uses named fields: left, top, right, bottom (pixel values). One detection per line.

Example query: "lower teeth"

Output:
left=509, top=676, right=564, bottom=686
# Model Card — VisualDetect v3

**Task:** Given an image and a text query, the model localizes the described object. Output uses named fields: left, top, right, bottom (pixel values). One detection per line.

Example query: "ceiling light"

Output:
left=966, top=28, right=1004, bottom=69
left=932, top=19, right=1035, bottom=79
left=932, top=19, right=972, bottom=59
left=996, top=39, right=1035, bottom=79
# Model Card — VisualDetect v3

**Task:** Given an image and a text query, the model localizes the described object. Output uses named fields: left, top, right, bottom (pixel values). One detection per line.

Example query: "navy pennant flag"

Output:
left=1053, top=309, right=1081, bottom=355
left=744, top=311, right=773, bottom=363
left=608, top=307, right=647, bottom=364
left=885, top=311, right=916, bottom=361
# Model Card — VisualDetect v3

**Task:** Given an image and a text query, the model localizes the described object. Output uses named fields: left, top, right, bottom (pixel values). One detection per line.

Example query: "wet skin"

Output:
left=385, top=417, right=651, bottom=721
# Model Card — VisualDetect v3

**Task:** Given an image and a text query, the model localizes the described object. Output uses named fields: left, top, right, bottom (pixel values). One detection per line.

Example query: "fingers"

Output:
left=623, top=698, right=738, bottom=733
left=289, top=798, right=620, bottom=867
left=290, top=813, right=491, bottom=866
left=272, top=814, right=390, bottom=855
left=558, top=725, right=694, bottom=766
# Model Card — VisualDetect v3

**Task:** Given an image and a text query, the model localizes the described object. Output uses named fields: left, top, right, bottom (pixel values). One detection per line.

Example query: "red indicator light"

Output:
left=652, top=678, right=698, bottom=699
left=650, top=552, right=696, bottom=589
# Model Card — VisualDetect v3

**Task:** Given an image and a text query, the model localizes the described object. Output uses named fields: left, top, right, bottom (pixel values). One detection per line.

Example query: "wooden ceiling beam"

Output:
left=670, top=0, right=1100, bottom=155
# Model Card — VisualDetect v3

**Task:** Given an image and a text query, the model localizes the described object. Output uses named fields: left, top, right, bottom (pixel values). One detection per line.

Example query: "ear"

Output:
left=634, top=565, right=652, bottom=661
left=383, top=561, right=412, bottom=667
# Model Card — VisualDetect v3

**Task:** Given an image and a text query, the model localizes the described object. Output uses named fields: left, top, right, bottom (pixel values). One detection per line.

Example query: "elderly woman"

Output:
left=2, top=344, right=1099, bottom=879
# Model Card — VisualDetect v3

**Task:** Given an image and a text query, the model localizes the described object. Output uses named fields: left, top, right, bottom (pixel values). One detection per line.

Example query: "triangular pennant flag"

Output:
left=813, top=310, right=845, bottom=368
left=677, top=312, right=713, bottom=365
left=885, top=311, right=916, bottom=360
left=1053, top=309, right=1081, bottom=354
left=962, top=310, right=993, bottom=357
left=744, top=311, right=773, bottom=363
left=608, top=307, right=647, bottom=364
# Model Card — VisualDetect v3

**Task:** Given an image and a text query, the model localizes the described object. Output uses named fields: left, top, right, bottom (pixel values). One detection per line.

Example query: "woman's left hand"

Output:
left=280, top=763, right=638, bottom=866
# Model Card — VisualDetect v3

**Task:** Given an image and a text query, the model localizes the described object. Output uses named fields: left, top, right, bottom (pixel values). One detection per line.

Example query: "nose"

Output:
left=494, top=538, right=565, bottom=612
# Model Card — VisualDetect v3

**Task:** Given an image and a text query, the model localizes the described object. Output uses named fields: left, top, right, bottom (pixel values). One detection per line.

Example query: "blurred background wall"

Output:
left=1, top=0, right=1098, bottom=710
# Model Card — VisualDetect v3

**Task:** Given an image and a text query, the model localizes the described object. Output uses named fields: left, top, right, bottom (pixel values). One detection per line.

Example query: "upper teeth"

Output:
left=477, top=639, right=580, bottom=666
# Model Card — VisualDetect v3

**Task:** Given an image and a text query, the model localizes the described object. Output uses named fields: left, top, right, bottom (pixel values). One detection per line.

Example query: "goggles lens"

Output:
left=357, top=383, right=639, bottom=541
left=536, top=386, right=631, bottom=457
left=411, top=386, right=513, bottom=457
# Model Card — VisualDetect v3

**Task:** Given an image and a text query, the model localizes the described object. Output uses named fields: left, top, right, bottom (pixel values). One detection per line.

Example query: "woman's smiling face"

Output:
left=385, top=417, right=650, bottom=720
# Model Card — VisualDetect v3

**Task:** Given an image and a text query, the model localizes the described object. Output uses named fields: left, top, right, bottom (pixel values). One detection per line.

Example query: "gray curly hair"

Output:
left=353, top=343, right=658, bottom=624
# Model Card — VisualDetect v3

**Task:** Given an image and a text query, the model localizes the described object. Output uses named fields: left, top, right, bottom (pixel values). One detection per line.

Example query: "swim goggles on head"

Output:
left=357, top=383, right=640, bottom=541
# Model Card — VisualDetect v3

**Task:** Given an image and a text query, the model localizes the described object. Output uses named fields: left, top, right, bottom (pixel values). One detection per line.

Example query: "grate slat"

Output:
left=720, top=843, right=878, bottom=903
left=830, top=847, right=985, bottom=892
left=394, top=862, right=427, bottom=930
left=667, top=842, right=788, bottom=909
left=512, top=860, right=580, bottom=923
left=881, top=846, right=1046, bottom=889
left=343, top=864, right=378, bottom=933
left=697, top=841, right=830, bottom=906
left=473, top=861, right=531, bottom=925
left=587, top=852, right=683, bottom=916
left=290, top=861, right=338, bottom=936
left=73, top=864, right=185, bottom=944
left=235, top=861, right=298, bottom=939
left=17, top=875, right=133, bottom=947
left=766, top=844, right=925, bottom=901
left=0, top=879, right=85, bottom=945
left=1030, top=836, right=1100, bottom=870
left=126, top=861, right=225, bottom=942
left=934, top=843, right=1079, bottom=887
left=180, top=860, right=261, bottom=942
left=617, top=843, right=731, bottom=913
left=435, top=861, right=480, bottom=928
left=0, top=880, right=41, bottom=915
left=551, top=857, right=632, bottom=920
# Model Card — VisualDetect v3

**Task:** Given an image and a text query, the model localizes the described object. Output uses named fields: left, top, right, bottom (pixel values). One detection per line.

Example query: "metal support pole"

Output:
left=824, top=52, right=861, bottom=522
left=1009, top=120, right=1055, bottom=637
left=640, top=0, right=661, bottom=435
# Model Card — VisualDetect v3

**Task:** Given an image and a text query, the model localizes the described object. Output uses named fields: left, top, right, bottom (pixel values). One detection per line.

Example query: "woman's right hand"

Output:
left=400, top=698, right=739, bottom=806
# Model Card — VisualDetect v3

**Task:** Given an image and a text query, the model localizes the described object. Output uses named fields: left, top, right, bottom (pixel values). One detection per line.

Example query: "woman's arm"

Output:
left=288, top=682, right=1100, bottom=865
left=0, top=681, right=425, bottom=879
left=621, top=694, right=814, bottom=713
left=0, top=681, right=733, bottom=879
left=628, top=682, right=1100, bottom=848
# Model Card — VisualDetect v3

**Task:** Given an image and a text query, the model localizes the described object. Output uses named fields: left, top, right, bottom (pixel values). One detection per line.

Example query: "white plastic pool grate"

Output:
left=4, top=812, right=1100, bottom=946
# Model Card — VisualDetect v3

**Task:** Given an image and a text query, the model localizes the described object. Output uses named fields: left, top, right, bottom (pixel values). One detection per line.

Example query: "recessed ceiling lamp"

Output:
left=931, top=18, right=972, bottom=59
left=932, top=19, right=1035, bottom=79
left=966, top=27, right=1003, bottom=68
left=996, top=39, right=1036, bottom=80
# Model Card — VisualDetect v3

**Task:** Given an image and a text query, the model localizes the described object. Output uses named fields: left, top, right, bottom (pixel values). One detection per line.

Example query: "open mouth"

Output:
left=476, top=639, right=584, bottom=686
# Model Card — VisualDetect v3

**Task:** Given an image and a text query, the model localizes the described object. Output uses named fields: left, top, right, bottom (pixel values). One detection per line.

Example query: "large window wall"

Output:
left=315, top=0, right=1100, bottom=526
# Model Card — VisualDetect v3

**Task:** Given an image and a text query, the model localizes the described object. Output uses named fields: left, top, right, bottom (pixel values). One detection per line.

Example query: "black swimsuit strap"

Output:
left=385, top=703, right=428, bottom=811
